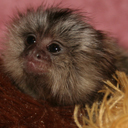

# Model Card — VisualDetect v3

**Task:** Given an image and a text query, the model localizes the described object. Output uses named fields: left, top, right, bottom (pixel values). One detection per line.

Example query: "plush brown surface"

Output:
left=1, top=64, right=128, bottom=128
left=0, top=71, right=76, bottom=128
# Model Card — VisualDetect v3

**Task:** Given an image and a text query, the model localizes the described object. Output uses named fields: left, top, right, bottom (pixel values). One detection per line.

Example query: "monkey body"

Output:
left=1, top=6, right=128, bottom=105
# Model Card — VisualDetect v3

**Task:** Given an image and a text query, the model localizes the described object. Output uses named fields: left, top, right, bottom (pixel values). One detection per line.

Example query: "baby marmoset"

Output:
left=1, top=6, right=128, bottom=106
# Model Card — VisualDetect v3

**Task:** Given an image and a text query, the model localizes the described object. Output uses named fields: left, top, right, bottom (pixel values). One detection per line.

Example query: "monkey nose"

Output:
left=34, top=50, right=49, bottom=61
left=36, top=54, right=42, bottom=59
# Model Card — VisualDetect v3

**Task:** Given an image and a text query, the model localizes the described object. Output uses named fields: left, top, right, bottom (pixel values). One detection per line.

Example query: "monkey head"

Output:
left=2, top=7, right=116, bottom=105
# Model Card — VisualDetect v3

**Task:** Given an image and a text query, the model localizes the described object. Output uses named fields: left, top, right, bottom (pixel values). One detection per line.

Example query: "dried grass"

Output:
left=74, top=71, right=128, bottom=128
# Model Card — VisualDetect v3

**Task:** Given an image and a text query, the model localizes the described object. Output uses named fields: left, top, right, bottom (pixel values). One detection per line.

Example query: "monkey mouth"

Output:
left=24, top=59, right=49, bottom=74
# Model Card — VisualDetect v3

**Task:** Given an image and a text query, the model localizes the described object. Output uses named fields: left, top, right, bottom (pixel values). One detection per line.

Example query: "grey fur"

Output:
left=1, top=6, right=128, bottom=105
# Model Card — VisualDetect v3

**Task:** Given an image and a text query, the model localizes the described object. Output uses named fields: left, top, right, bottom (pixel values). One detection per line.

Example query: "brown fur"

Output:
left=1, top=6, right=128, bottom=105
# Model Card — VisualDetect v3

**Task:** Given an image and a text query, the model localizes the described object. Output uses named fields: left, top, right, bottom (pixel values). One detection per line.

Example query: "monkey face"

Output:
left=2, top=7, right=116, bottom=105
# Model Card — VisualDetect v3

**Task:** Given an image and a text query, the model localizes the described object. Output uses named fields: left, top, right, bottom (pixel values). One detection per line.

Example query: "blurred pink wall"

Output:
left=0, top=0, right=128, bottom=48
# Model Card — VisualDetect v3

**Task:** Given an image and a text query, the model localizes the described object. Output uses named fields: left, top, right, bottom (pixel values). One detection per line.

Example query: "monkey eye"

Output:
left=26, top=35, right=36, bottom=45
left=47, top=43, right=61, bottom=53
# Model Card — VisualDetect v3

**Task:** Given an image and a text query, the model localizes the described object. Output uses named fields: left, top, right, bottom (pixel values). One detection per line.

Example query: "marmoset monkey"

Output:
left=1, top=6, right=128, bottom=105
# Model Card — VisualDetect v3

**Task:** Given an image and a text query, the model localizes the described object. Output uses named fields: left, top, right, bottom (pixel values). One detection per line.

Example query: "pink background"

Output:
left=0, top=0, right=128, bottom=48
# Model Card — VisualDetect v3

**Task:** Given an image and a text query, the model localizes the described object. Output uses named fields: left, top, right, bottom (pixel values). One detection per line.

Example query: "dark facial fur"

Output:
left=1, top=6, right=128, bottom=105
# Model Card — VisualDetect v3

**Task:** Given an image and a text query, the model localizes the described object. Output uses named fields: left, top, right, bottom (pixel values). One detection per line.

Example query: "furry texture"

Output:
left=0, top=0, right=128, bottom=48
left=1, top=6, right=128, bottom=105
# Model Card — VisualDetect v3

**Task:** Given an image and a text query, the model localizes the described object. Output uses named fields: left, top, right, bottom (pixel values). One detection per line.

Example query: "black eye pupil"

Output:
left=26, top=36, right=36, bottom=45
left=47, top=43, right=61, bottom=53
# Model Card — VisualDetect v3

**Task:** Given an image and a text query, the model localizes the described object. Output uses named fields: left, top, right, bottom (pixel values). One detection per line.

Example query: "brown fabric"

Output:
left=0, top=71, right=76, bottom=128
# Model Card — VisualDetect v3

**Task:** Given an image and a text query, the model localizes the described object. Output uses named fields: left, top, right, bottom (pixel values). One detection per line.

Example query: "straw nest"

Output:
left=74, top=71, right=128, bottom=128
